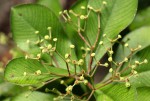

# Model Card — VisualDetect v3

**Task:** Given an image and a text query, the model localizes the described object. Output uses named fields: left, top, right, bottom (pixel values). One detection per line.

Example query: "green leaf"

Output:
left=86, top=0, right=137, bottom=66
left=11, top=4, right=77, bottom=69
left=36, top=0, right=62, bottom=17
left=4, top=57, right=70, bottom=86
left=130, top=7, right=150, bottom=30
left=129, top=46, right=150, bottom=88
left=136, top=87, right=150, bottom=101
left=11, top=91, right=55, bottom=101
left=96, top=83, right=136, bottom=101
left=115, top=26, right=150, bottom=62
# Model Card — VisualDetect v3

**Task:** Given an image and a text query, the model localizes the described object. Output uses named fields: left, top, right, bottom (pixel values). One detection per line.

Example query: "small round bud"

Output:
left=144, top=59, right=148, bottom=64
left=23, top=72, right=27, bottom=76
left=65, top=53, right=69, bottom=59
left=124, top=57, right=128, bottom=62
left=86, top=48, right=90, bottom=51
left=103, top=34, right=106, bottom=37
left=102, top=1, right=107, bottom=5
left=35, top=31, right=39, bottom=34
left=124, top=43, right=129, bottom=47
left=91, top=53, right=95, bottom=57
left=53, top=38, right=57, bottom=42
left=138, top=45, right=142, bottom=49
left=79, top=75, right=84, bottom=81
left=81, top=6, right=85, bottom=9
left=99, top=41, right=103, bottom=45
left=104, top=63, right=109, bottom=67
left=66, top=59, right=70, bottom=63
left=59, top=11, right=62, bottom=15
left=109, top=68, right=113, bottom=73
left=83, top=80, right=88, bottom=85
left=87, top=5, right=93, bottom=10
left=42, top=48, right=47, bottom=53
left=70, top=44, right=75, bottom=49
left=118, top=35, right=122, bottom=38
left=44, top=35, right=50, bottom=40
left=133, top=71, right=138, bottom=75
left=63, top=10, right=67, bottom=13
left=47, top=44, right=52, bottom=49
left=78, top=59, right=84, bottom=65
left=47, top=27, right=51, bottom=30
left=131, top=65, right=136, bottom=69
left=135, top=61, right=140, bottom=64
left=108, top=57, right=113, bottom=62
left=125, top=82, right=130, bottom=87
left=60, top=80, right=64, bottom=84
left=35, top=70, right=41, bottom=75
left=80, top=15, right=85, bottom=20
left=39, top=46, right=44, bottom=49
left=109, top=50, right=114, bottom=55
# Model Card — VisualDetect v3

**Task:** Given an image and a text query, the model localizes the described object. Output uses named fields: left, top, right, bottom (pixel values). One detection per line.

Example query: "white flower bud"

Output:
left=109, top=68, right=113, bottom=73
left=35, top=31, right=39, bottom=34
left=65, top=53, right=69, bottom=59
left=44, top=35, right=50, bottom=40
left=104, top=63, right=109, bottom=67
left=91, top=53, right=95, bottom=57
left=118, top=35, right=122, bottom=38
left=70, top=44, right=75, bottom=49
left=84, top=80, right=88, bottom=85
left=125, top=82, right=130, bottom=87
left=99, top=41, right=103, bottom=45
left=81, top=6, right=85, bottom=9
left=109, top=50, right=114, bottom=55
left=124, top=57, right=128, bottom=62
left=108, top=57, right=112, bottom=62
left=35, top=70, right=41, bottom=75
left=144, top=59, right=148, bottom=64
left=102, top=1, right=107, bottom=5
left=47, top=44, right=52, bottom=49
left=124, top=43, right=129, bottom=47
left=79, top=75, right=84, bottom=81
left=60, top=80, right=64, bottom=84
left=47, top=27, right=51, bottom=30
left=53, top=38, right=57, bottom=42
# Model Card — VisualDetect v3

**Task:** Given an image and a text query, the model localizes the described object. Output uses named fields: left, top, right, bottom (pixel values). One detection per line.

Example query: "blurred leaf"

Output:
left=115, top=26, right=150, bottom=62
left=0, top=82, right=27, bottom=96
left=129, top=46, right=150, bottom=88
left=96, top=83, right=136, bottom=101
left=4, top=58, right=70, bottom=86
left=11, top=4, right=77, bottom=69
left=37, top=0, right=62, bottom=17
left=11, top=91, right=55, bottom=101
left=130, top=7, right=150, bottom=30
left=86, top=0, right=137, bottom=66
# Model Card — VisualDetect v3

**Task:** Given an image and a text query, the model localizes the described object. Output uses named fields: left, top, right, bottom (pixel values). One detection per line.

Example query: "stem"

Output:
left=74, top=64, right=77, bottom=75
left=52, top=56, right=59, bottom=67
left=88, top=52, right=93, bottom=74
left=93, top=13, right=101, bottom=48
left=96, top=80, right=113, bottom=90
left=77, top=17, right=91, bottom=47
left=86, top=90, right=95, bottom=101
left=66, top=62, right=71, bottom=76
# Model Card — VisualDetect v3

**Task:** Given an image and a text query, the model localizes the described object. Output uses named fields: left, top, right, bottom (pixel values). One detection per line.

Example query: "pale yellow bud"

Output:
left=109, top=68, right=113, bottom=73
left=70, top=44, right=75, bottom=49
left=53, top=38, right=57, bottom=42
left=35, top=70, right=41, bottom=75
left=91, top=53, right=95, bottom=57
left=35, top=31, right=39, bottom=34
left=108, top=57, right=112, bottom=62
left=44, top=35, right=50, bottom=40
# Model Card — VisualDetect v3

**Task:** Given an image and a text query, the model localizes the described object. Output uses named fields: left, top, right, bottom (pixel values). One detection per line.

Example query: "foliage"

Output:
left=1, top=0, right=150, bottom=101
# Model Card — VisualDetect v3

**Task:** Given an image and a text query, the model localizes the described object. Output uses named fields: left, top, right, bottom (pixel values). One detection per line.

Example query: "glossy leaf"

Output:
left=11, top=4, right=76, bottom=69
left=11, top=91, right=55, bottom=101
left=4, top=58, right=70, bottom=86
left=37, top=0, right=62, bottom=17
left=130, top=7, right=150, bottom=30
left=96, top=83, right=136, bottom=101
left=86, top=0, right=137, bottom=66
